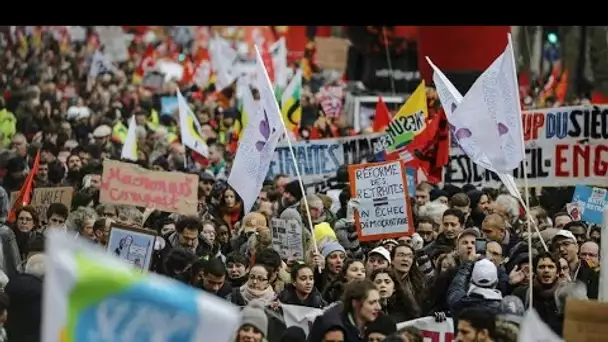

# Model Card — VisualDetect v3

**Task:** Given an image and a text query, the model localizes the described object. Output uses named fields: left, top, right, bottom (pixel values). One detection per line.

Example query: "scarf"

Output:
left=468, top=284, right=503, bottom=301
left=240, top=283, right=276, bottom=306
left=222, top=202, right=242, bottom=232
left=532, top=277, right=560, bottom=299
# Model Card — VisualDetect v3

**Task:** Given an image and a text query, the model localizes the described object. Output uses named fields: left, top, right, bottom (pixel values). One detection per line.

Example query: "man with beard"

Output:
left=512, top=252, right=565, bottom=336
left=279, top=180, right=303, bottom=215
left=62, top=154, right=82, bottom=189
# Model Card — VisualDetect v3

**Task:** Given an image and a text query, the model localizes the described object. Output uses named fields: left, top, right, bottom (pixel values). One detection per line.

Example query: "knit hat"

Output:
left=366, top=314, right=397, bottom=336
left=471, top=259, right=498, bottom=288
left=314, top=222, right=337, bottom=243
left=320, top=241, right=346, bottom=259
left=284, top=180, right=304, bottom=202
left=240, top=303, right=268, bottom=337
left=279, top=326, right=306, bottom=342
left=242, top=212, right=267, bottom=233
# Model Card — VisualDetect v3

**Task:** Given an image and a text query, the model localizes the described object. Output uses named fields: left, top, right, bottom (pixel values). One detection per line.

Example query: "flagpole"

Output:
left=509, top=33, right=534, bottom=307
left=382, top=27, right=396, bottom=95
left=254, top=45, right=320, bottom=261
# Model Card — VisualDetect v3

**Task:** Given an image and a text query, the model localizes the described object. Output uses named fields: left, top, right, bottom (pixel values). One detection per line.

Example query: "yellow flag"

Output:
left=383, top=81, right=428, bottom=153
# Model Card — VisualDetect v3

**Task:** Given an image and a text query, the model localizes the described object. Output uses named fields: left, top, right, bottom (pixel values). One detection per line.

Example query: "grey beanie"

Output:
left=320, top=241, right=346, bottom=259
left=240, top=302, right=268, bottom=337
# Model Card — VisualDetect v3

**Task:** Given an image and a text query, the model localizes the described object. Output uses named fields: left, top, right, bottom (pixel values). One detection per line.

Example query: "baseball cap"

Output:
left=368, top=246, right=391, bottom=264
left=552, top=230, right=576, bottom=243
left=471, top=259, right=498, bottom=288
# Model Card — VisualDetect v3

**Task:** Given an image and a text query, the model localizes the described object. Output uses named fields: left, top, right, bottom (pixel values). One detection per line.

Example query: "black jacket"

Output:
left=278, top=284, right=326, bottom=309
left=307, top=303, right=366, bottom=342
left=5, top=273, right=43, bottom=342
left=422, top=232, right=455, bottom=260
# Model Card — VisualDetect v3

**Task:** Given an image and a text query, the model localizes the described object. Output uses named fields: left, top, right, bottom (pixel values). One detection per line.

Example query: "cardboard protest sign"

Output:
left=270, top=218, right=304, bottom=259
left=315, top=37, right=349, bottom=71
left=11, top=187, right=73, bottom=222
left=348, top=160, right=414, bottom=241
left=100, top=160, right=198, bottom=215
left=571, top=185, right=607, bottom=225
left=564, top=299, right=608, bottom=342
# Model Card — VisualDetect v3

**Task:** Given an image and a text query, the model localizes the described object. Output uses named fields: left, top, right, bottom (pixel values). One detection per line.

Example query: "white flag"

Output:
left=427, top=53, right=522, bottom=201
left=42, top=230, right=240, bottom=342
left=120, top=115, right=138, bottom=161
left=517, top=309, right=564, bottom=342
left=229, top=45, right=283, bottom=213
left=271, top=37, right=288, bottom=90
left=209, top=36, right=237, bottom=91
left=177, top=90, right=209, bottom=158
left=430, top=35, right=523, bottom=173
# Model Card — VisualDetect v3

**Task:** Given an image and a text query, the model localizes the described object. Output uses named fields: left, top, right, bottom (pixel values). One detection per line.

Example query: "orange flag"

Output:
left=372, top=97, right=392, bottom=132
left=8, top=150, right=41, bottom=223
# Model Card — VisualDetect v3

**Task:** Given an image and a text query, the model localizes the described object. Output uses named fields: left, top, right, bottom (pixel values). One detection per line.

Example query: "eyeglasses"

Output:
left=248, top=275, right=268, bottom=283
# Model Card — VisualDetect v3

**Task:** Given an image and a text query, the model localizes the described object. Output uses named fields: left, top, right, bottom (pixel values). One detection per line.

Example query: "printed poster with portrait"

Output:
left=106, top=224, right=157, bottom=271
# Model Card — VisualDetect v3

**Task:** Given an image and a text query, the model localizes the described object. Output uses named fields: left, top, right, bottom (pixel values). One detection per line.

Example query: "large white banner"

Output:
left=444, top=105, right=608, bottom=188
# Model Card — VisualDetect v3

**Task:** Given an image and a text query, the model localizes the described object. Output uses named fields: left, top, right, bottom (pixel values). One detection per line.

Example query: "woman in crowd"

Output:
left=67, top=206, right=98, bottom=241
left=218, top=186, right=244, bottom=233
left=308, top=279, right=382, bottom=342
left=323, top=258, right=366, bottom=303
left=371, top=268, right=420, bottom=322
left=227, top=263, right=276, bottom=306
left=197, top=220, right=223, bottom=261
left=278, top=262, right=326, bottom=308
left=311, top=241, right=346, bottom=298
left=13, top=206, right=40, bottom=258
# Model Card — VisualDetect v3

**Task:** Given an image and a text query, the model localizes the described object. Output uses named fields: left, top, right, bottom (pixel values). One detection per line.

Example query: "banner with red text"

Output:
left=444, top=105, right=607, bottom=187
left=397, top=317, right=454, bottom=342
left=100, top=160, right=198, bottom=215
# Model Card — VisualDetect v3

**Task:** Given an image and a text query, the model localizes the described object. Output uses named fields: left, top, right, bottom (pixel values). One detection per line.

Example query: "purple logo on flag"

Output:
left=255, top=109, right=276, bottom=152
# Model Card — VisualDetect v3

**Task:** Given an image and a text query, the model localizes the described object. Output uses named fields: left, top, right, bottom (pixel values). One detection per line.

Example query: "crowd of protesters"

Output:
left=0, top=26, right=602, bottom=342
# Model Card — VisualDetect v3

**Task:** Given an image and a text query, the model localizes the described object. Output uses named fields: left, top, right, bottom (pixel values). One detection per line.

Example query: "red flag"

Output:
left=373, top=97, right=392, bottom=132
left=8, top=150, right=41, bottom=223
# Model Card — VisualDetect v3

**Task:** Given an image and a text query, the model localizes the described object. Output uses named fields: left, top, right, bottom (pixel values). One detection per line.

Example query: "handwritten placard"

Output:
left=348, top=160, right=414, bottom=241
left=11, top=187, right=74, bottom=222
left=100, top=160, right=198, bottom=215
